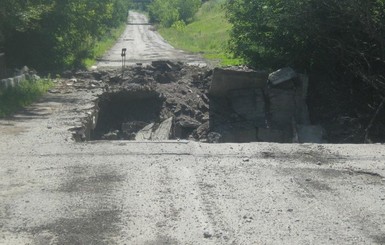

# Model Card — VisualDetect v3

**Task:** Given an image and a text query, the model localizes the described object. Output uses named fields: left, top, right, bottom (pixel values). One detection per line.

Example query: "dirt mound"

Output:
left=64, top=61, right=385, bottom=143
left=87, top=61, right=212, bottom=141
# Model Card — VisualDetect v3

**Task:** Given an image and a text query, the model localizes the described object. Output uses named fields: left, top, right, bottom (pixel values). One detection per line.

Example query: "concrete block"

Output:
left=135, top=123, right=154, bottom=141
left=269, top=89, right=296, bottom=128
left=0, top=78, right=9, bottom=89
left=268, top=67, right=297, bottom=86
left=228, top=88, right=266, bottom=127
left=209, top=68, right=268, bottom=97
left=13, top=74, right=26, bottom=86
left=152, top=117, right=173, bottom=140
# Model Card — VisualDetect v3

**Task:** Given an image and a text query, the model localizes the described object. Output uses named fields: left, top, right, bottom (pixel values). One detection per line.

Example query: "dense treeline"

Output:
left=148, top=0, right=202, bottom=27
left=226, top=0, right=385, bottom=142
left=0, top=0, right=131, bottom=70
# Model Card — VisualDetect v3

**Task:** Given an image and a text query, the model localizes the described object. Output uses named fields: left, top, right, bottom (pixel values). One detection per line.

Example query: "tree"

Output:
left=1, top=0, right=132, bottom=69
left=226, top=0, right=385, bottom=141
left=149, top=0, right=201, bottom=27
left=226, top=0, right=385, bottom=89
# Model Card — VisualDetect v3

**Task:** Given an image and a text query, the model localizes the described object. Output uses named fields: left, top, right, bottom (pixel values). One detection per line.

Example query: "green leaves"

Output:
left=149, top=0, right=201, bottom=27
left=1, top=0, right=132, bottom=69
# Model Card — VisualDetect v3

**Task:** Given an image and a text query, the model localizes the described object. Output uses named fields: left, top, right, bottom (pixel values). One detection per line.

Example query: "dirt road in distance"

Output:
left=97, top=11, right=206, bottom=68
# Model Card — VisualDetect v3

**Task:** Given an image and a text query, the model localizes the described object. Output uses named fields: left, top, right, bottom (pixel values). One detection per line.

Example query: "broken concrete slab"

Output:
left=152, top=117, right=173, bottom=140
left=174, top=115, right=201, bottom=139
left=268, top=88, right=297, bottom=128
left=101, top=130, right=119, bottom=140
left=194, top=121, right=209, bottom=140
left=177, top=115, right=201, bottom=129
left=135, top=123, right=154, bottom=140
left=268, top=67, right=297, bottom=86
left=209, top=67, right=268, bottom=97
left=228, top=89, right=267, bottom=127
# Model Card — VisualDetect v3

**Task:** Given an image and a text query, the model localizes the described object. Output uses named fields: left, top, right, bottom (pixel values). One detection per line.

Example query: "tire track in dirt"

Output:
left=194, top=156, right=238, bottom=245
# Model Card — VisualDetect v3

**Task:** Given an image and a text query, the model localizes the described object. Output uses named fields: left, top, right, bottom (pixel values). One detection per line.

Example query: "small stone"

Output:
left=203, top=232, right=212, bottom=238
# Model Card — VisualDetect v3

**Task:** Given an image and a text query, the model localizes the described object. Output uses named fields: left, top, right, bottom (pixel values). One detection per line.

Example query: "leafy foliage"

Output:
left=0, top=0, right=132, bottom=70
left=159, top=0, right=242, bottom=66
left=226, top=0, right=385, bottom=142
left=226, top=0, right=385, bottom=88
left=149, top=0, right=201, bottom=27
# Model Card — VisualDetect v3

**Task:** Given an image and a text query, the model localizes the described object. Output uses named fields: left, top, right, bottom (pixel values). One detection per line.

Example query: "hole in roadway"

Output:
left=91, top=90, right=165, bottom=140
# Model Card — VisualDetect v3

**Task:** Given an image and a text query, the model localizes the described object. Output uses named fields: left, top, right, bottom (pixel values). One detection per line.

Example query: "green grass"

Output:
left=0, top=78, right=53, bottom=117
left=158, top=0, right=243, bottom=66
left=83, top=23, right=127, bottom=68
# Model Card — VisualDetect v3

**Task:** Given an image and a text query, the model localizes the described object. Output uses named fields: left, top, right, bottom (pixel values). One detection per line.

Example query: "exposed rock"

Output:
left=135, top=123, right=155, bottom=141
left=177, top=115, right=201, bottom=129
left=268, top=67, right=297, bottom=86
left=101, top=130, right=119, bottom=140
left=207, top=132, right=222, bottom=143
left=152, top=117, right=173, bottom=140
left=194, top=122, right=209, bottom=140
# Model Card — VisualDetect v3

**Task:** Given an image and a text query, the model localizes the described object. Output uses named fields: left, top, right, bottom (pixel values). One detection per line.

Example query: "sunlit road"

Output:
left=97, top=11, right=205, bottom=67
left=0, top=11, right=384, bottom=245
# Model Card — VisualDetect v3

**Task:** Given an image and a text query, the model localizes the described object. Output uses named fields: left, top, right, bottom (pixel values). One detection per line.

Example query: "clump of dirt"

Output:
left=89, top=61, right=212, bottom=141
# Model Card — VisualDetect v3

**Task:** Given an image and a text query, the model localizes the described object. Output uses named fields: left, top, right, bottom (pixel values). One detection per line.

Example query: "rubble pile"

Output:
left=68, top=61, right=323, bottom=143
left=210, top=67, right=325, bottom=143
left=89, top=61, right=213, bottom=141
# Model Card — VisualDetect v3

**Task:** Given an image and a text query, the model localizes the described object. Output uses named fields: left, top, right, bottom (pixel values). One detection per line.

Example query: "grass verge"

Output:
left=158, top=0, right=243, bottom=66
left=83, top=23, right=127, bottom=68
left=0, top=79, right=53, bottom=117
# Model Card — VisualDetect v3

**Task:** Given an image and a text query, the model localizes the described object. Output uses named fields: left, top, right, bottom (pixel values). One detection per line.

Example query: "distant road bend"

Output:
left=97, top=11, right=205, bottom=67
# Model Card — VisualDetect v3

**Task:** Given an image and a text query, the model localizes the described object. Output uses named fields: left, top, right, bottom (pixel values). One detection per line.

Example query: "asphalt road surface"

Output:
left=0, top=11, right=385, bottom=245
left=97, top=11, right=206, bottom=68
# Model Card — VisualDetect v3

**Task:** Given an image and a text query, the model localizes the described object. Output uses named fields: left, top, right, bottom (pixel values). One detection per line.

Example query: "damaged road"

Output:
left=0, top=62, right=384, bottom=245
left=0, top=10, right=385, bottom=245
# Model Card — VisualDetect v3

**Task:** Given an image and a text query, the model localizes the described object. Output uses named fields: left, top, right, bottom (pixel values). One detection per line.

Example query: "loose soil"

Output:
left=60, top=61, right=385, bottom=143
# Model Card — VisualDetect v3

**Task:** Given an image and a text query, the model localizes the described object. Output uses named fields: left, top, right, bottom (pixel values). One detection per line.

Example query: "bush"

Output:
left=225, top=0, right=385, bottom=141
left=0, top=0, right=132, bottom=70
left=225, top=0, right=385, bottom=92
left=149, top=0, right=201, bottom=27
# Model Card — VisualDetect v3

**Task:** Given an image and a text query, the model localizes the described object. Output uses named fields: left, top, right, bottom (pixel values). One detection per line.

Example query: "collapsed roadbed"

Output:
left=61, top=61, right=372, bottom=143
